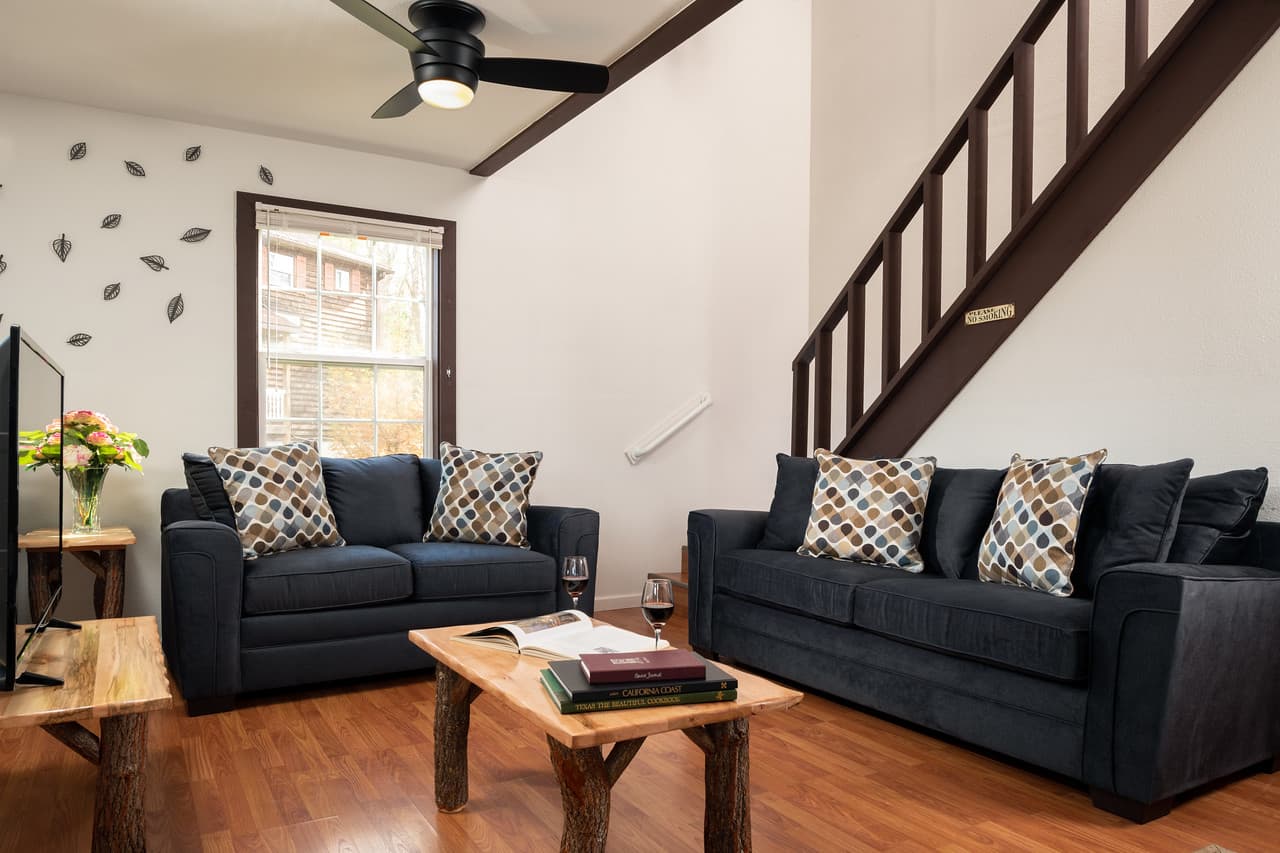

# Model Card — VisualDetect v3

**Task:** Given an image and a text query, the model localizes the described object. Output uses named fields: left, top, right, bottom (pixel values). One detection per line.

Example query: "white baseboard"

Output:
left=594, top=592, right=641, bottom=611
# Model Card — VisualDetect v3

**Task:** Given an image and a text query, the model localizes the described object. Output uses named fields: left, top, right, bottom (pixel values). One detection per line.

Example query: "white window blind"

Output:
left=256, top=204, right=438, bottom=458
left=255, top=205, right=444, bottom=249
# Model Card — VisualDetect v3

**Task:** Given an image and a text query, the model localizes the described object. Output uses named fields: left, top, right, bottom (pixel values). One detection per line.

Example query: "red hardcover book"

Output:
left=579, top=648, right=706, bottom=684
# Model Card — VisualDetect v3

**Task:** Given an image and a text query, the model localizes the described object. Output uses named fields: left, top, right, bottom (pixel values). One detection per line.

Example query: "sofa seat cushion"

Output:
left=715, top=549, right=915, bottom=625
left=388, top=542, right=556, bottom=600
left=242, top=545, right=411, bottom=615
left=853, top=577, right=1093, bottom=681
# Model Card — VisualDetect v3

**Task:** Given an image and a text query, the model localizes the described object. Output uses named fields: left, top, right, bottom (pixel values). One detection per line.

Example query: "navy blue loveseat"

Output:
left=689, top=461, right=1280, bottom=822
left=161, top=453, right=599, bottom=715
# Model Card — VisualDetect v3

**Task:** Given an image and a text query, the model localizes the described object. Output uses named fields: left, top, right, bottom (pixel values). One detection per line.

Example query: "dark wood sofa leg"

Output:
left=185, top=696, right=236, bottom=717
left=1090, top=787, right=1173, bottom=823
left=1262, top=755, right=1280, bottom=773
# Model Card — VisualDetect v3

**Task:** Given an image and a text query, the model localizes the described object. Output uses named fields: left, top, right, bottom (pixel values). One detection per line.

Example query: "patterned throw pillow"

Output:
left=798, top=450, right=937, bottom=572
left=428, top=442, right=543, bottom=548
left=978, top=449, right=1108, bottom=596
left=207, top=442, right=345, bottom=560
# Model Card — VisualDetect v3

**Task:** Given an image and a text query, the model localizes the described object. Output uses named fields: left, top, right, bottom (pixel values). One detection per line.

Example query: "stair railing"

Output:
left=792, top=0, right=1201, bottom=457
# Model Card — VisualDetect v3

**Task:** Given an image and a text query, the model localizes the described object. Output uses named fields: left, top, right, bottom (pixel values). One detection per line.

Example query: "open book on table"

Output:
left=453, top=610, right=670, bottom=660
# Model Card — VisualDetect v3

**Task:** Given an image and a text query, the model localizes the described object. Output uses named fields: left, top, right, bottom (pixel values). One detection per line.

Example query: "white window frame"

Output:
left=258, top=223, right=437, bottom=458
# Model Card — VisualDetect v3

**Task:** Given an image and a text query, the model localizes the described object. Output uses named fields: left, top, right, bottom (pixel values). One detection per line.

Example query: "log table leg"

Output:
left=80, top=548, right=127, bottom=619
left=26, top=551, right=56, bottom=620
left=684, top=718, right=752, bottom=853
left=548, top=738, right=610, bottom=853
left=434, top=663, right=481, bottom=813
left=41, top=721, right=102, bottom=764
left=94, top=712, right=148, bottom=853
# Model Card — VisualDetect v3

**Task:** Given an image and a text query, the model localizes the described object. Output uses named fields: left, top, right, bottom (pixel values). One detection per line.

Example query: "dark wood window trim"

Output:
left=234, top=191, right=456, bottom=449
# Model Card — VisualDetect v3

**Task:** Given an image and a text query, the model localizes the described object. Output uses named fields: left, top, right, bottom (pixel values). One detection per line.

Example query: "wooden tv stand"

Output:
left=0, top=617, right=173, bottom=851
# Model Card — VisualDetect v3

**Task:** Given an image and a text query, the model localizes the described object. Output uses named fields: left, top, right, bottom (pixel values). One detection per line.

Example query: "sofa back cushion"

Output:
left=758, top=454, right=819, bottom=551
left=1168, top=468, right=1269, bottom=565
left=322, top=453, right=426, bottom=546
left=920, top=467, right=1006, bottom=579
left=1072, top=459, right=1193, bottom=595
left=420, top=456, right=443, bottom=512
left=183, top=452, right=237, bottom=528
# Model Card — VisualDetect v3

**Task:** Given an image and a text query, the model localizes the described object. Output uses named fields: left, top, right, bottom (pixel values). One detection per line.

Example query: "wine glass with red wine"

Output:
left=640, top=578, right=674, bottom=649
left=561, top=556, right=590, bottom=610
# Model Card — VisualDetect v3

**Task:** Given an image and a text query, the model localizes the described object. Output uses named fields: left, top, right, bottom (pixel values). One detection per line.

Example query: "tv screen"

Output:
left=0, top=326, right=65, bottom=691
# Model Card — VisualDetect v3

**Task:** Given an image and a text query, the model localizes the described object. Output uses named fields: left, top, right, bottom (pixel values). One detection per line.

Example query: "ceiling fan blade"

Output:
left=479, top=58, right=609, bottom=94
left=328, top=0, right=437, bottom=55
left=373, top=82, right=423, bottom=119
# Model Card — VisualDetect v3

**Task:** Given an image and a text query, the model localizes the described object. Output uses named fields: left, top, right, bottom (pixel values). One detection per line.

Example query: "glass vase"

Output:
left=65, top=466, right=109, bottom=534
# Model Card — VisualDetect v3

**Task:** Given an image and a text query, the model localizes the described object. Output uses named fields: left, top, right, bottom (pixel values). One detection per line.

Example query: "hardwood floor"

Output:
left=1, top=609, right=1276, bottom=852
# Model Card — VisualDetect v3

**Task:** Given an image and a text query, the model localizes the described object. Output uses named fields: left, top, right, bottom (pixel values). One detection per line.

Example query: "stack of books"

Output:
left=539, top=648, right=738, bottom=714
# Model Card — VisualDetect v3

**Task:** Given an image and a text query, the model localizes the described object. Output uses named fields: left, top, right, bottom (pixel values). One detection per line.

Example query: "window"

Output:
left=268, top=252, right=294, bottom=288
left=236, top=194, right=456, bottom=457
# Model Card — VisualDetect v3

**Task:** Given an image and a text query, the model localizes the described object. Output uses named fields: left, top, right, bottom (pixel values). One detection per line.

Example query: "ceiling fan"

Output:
left=328, top=0, right=610, bottom=114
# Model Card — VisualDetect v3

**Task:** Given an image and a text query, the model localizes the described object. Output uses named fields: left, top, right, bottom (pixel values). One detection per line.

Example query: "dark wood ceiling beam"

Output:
left=468, top=0, right=743, bottom=177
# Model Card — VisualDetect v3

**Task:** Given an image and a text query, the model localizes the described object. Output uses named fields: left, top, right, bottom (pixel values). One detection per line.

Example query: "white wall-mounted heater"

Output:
left=625, top=393, right=713, bottom=465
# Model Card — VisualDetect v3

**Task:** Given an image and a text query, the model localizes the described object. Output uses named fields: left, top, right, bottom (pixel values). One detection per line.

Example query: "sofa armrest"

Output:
left=687, top=509, right=769, bottom=651
left=527, top=506, right=600, bottom=615
left=161, top=520, right=245, bottom=711
left=1085, top=561, right=1280, bottom=804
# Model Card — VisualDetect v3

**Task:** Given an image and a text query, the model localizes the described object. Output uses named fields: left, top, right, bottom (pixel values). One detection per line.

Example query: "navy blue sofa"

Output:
left=161, top=453, right=599, bottom=715
left=688, top=463, right=1280, bottom=822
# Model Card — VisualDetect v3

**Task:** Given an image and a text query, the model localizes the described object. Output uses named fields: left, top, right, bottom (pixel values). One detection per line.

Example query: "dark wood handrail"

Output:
left=790, top=0, right=1275, bottom=458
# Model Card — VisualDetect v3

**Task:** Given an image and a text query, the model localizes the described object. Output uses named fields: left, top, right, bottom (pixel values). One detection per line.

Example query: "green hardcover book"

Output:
left=539, top=669, right=736, bottom=715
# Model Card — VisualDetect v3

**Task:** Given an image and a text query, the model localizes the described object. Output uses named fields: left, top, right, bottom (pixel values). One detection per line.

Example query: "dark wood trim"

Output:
left=814, top=331, right=832, bottom=450
left=846, top=284, right=865, bottom=429
left=790, top=358, right=809, bottom=457
left=1067, top=0, right=1091, bottom=152
left=1126, top=0, right=1151, bottom=84
left=881, top=232, right=902, bottom=386
left=1012, top=42, right=1035, bottom=219
left=836, top=0, right=1279, bottom=458
left=922, top=174, right=943, bottom=336
left=966, top=110, right=989, bottom=281
left=234, top=191, right=457, bottom=449
left=469, top=0, right=743, bottom=177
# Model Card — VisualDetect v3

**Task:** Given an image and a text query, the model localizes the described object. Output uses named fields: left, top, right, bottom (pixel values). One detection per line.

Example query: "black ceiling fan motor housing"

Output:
left=407, top=0, right=488, bottom=93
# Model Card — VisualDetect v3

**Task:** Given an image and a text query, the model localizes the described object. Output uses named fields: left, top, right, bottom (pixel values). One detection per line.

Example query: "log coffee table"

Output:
left=410, top=621, right=802, bottom=852
left=0, top=616, right=172, bottom=852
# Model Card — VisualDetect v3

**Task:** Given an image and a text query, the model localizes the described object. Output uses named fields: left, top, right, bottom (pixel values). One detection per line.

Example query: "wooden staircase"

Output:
left=792, top=0, right=1280, bottom=458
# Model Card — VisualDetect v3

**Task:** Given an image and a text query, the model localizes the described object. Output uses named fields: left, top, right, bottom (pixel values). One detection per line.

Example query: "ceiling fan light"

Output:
left=418, top=78, right=475, bottom=109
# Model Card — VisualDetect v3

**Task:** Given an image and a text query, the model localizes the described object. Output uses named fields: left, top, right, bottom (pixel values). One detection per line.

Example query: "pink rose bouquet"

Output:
left=18, top=410, right=149, bottom=473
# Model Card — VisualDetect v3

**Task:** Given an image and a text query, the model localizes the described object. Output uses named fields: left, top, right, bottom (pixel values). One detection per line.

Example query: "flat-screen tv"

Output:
left=0, top=326, right=65, bottom=691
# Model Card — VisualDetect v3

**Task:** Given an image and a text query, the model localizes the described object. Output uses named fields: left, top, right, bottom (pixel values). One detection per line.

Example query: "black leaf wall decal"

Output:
left=51, top=233, right=72, bottom=262
left=259, top=165, right=273, bottom=185
left=124, top=160, right=146, bottom=177
left=0, top=255, right=6, bottom=276
left=184, top=145, right=202, bottom=162
left=180, top=227, right=212, bottom=243
left=69, top=142, right=87, bottom=161
left=103, top=282, right=121, bottom=301
left=167, top=294, right=185, bottom=323
left=101, top=213, right=122, bottom=229
left=67, top=333, right=92, bottom=347
left=140, top=254, right=169, bottom=272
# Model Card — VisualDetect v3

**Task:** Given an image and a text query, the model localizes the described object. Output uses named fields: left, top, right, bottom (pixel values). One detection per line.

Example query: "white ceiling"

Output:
left=0, top=0, right=691, bottom=171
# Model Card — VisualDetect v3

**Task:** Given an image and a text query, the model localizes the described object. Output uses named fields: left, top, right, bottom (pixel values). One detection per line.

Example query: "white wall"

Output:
left=910, top=30, right=1280, bottom=519
left=0, top=0, right=811, bottom=618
